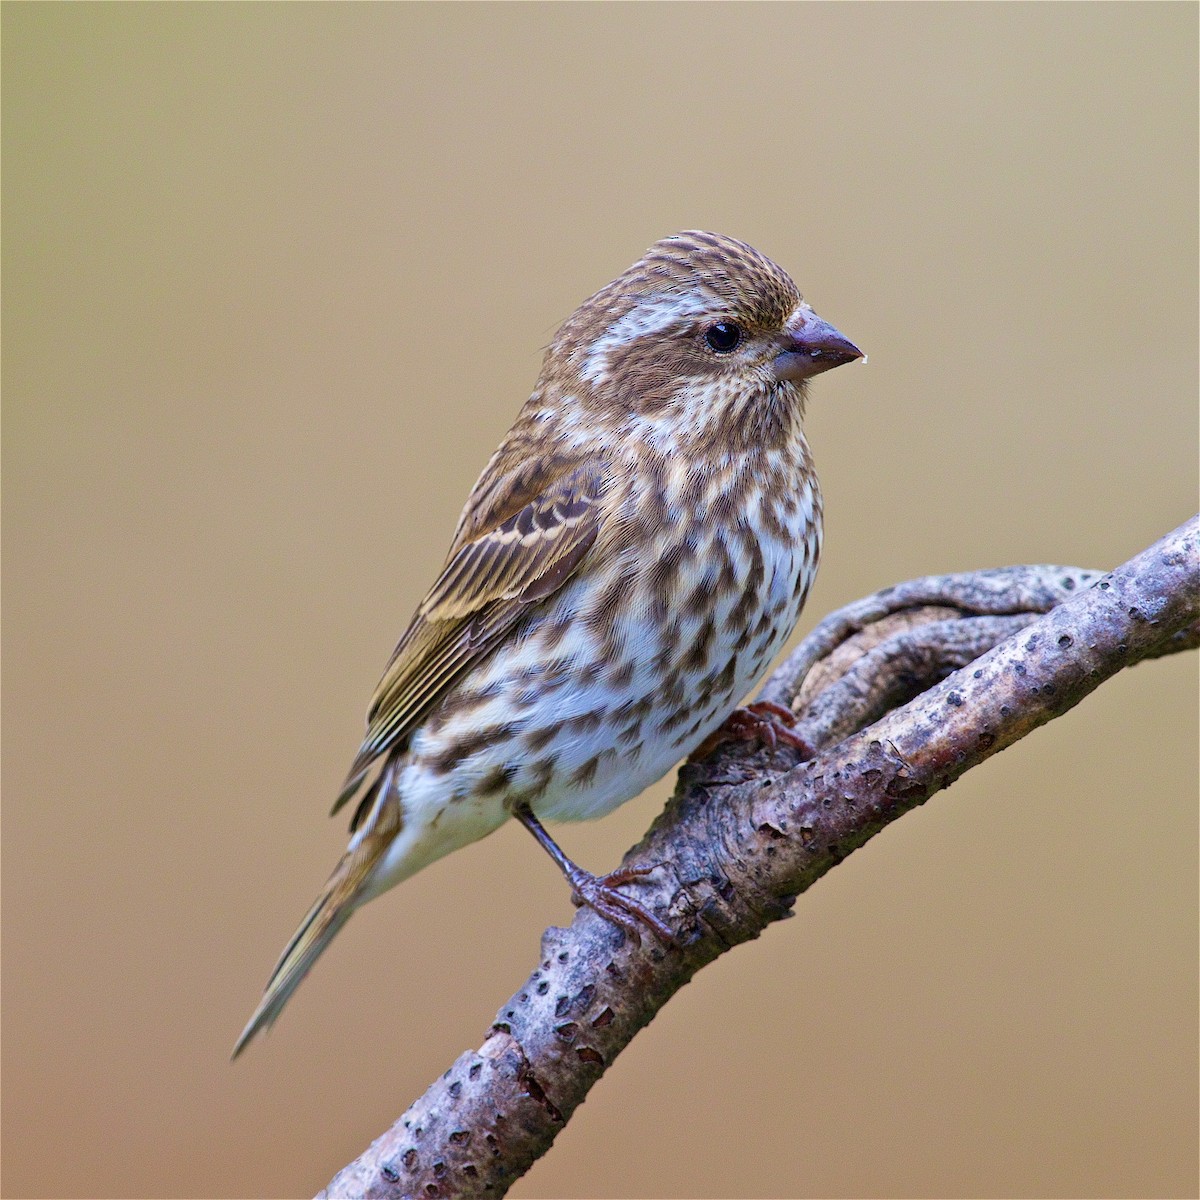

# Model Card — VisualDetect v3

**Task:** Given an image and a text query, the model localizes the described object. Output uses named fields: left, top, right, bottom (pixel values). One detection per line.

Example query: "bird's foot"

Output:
left=690, top=700, right=815, bottom=762
left=567, top=863, right=676, bottom=947
left=512, top=803, right=675, bottom=946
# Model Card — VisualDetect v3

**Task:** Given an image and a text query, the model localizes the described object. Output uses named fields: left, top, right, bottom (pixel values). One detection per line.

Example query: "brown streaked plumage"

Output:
left=234, top=231, right=862, bottom=1057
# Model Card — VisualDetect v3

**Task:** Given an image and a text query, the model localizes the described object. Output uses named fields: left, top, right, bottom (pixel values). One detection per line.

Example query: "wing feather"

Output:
left=331, top=460, right=605, bottom=815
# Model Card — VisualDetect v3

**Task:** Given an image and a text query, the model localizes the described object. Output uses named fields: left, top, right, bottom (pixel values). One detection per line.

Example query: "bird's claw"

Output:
left=690, top=700, right=815, bottom=761
left=567, top=865, right=676, bottom=947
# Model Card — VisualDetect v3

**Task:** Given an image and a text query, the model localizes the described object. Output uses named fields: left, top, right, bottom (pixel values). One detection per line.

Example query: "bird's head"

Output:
left=542, top=231, right=862, bottom=450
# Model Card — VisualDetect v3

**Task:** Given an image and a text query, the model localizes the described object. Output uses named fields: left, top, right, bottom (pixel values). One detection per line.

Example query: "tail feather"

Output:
left=330, top=760, right=371, bottom=817
left=232, top=767, right=403, bottom=1059
left=232, top=880, right=355, bottom=1059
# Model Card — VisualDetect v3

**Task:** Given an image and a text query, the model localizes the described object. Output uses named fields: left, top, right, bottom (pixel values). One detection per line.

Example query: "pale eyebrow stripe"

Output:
left=582, top=290, right=714, bottom=385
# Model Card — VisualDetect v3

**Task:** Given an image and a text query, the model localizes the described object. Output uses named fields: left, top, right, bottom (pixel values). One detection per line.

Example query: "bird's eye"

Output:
left=704, top=322, right=743, bottom=353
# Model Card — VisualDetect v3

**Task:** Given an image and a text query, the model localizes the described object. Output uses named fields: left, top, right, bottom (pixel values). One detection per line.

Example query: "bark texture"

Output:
left=319, top=516, right=1199, bottom=1200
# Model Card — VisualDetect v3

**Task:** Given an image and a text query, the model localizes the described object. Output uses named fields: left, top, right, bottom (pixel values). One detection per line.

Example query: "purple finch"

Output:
left=234, top=231, right=862, bottom=1056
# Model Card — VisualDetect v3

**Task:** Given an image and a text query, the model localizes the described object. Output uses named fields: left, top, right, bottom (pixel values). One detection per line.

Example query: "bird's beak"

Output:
left=771, top=305, right=864, bottom=383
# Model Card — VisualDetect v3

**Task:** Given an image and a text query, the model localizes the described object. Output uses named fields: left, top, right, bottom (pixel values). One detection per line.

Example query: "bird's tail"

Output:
left=232, top=767, right=403, bottom=1058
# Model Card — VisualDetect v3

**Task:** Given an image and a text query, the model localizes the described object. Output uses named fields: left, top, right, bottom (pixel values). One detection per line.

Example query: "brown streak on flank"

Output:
left=658, top=672, right=686, bottom=710
left=614, top=696, right=654, bottom=723
left=537, top=612, right=575, bottom=654
left=571, top=755, right=600, bottom=789
left=616, top=722, right=643, bottom=747
left=683, top=618, right=717, bottom=673
left=751, top=608, right=775, bottom=640
left=652, top=621, right=684, bottom=675
left=726, top=588, right=758, bottom=636
left=426, top=723, right=518, bottom=775
left=585, top=569, right=629, bottom=639
left=524, top=723, right=563, bottom=755
left=567, top=711, right=604, bottom=736
left=647, top=551, right=680, bottom=614
left=507, top=768, right=557, bottom=813
left=658, top=704, right=692, bottom=733
left=723, top=534, right=765, bottom=633
left=697, top=655, right=737, bottom=698
left=478, top=764, right=518, bottom=796
left=426, top=681, right=504, bottom=732
left=683, top=569, right=721, bottom=622
left=605, top=658, right=635, bottom=689
left=715, top=541, right=739, bottom=594
left=518, top=668, right=569, bottom=707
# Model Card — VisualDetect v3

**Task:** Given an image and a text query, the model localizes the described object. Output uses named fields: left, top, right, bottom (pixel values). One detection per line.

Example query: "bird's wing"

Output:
left=331, top=457, right=606, bottom=816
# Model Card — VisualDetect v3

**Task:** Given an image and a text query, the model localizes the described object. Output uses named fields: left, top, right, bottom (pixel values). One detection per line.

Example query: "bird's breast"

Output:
left=401, top=447, right=822, bottom=829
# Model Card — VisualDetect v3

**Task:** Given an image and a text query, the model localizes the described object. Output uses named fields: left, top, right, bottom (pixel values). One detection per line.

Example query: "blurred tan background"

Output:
left=4, top=5, right=1196, bottom=1198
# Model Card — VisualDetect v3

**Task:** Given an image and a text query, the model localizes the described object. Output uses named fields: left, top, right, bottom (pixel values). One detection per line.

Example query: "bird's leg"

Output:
left=690, top=700, right=816, bottom=762
left=512, top=805, right=675, bottom=946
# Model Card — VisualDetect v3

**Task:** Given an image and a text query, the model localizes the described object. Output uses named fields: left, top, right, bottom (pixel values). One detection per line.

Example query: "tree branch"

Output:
left=319, top=516, right=1199, bottom=1200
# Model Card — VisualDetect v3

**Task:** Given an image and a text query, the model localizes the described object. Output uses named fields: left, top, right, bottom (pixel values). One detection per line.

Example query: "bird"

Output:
left=233, top=231, right=862, bottom=1057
